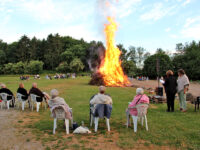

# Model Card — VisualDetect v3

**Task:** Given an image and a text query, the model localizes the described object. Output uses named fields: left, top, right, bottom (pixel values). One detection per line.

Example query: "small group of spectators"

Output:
left=136, top=76, right=149, bottom=81
left=34, top=74, right=40, bottom=79
left=20, top=75, right=30, bottom=80
left=54, top=73, right=66, bottom=79
left=0, top=82, right=50, bottom=107
left=45, top=75, right=52, bottom=80
left=162, top=69, right=190, bottom=112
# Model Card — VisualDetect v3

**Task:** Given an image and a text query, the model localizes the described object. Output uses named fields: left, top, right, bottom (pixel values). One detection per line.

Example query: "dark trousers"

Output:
left=36, top=97, right=43, bottom=102
left=166, top=93, right=176, bottom=111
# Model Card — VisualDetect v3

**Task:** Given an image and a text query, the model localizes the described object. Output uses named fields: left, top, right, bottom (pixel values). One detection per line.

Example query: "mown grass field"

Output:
left=0, top=75, right=200, bottom=150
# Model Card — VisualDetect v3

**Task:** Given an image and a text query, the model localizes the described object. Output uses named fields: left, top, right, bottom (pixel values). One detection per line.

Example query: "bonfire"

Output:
left=90, top=17, right=131, bottom=87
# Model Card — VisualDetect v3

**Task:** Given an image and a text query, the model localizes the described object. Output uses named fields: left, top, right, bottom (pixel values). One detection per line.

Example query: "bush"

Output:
left=26, top=60, right=44, bottom=74
left=70, top=58, right=84, bottom=73
left=3, top=63, right=14, bottom=74
left=13, top=61, right=26, bottom=74
left=56, top=62, right=69, bottom=73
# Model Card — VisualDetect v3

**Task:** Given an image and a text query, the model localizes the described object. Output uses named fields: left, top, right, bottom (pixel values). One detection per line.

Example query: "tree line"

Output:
left=0, top=34, right=199, bottom=80
left=143, top=41, right=200, bottom=80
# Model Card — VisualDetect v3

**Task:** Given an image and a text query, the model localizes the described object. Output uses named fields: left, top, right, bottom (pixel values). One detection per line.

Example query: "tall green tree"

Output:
left=16, top=35, right=31, bottom=62
left=6, top=42, right=18, bottom=63
left=122, top=60, right=137, bottom=76
left=143, top=51, right=173, bottom=78
left=117, top=44, right=128, bottom=61
left=44, top=34, right=63, bottom=70
left=0, top=50, right=6, bottom=65
left=173, top=41, right=200, bottom=80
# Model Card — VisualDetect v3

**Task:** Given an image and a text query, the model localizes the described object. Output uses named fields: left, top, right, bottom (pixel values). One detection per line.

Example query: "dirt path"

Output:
left=0, top=109, right=43, bottom=150
left=131, top=79, right=200, bottom=97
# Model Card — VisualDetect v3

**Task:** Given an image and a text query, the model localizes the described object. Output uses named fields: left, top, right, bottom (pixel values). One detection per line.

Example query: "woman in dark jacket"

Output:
left=163, top=70, right=177, bottom=112
left=17, top=83, right=28, bottom=100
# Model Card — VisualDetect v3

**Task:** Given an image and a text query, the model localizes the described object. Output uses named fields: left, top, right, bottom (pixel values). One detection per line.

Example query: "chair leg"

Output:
left=22, top=101, right=25, bottom=111
left=65, top=119, right=69, bottom=134
left=18, top=101, right=20, bottom=109
left=106, top=118, right=110, bottom=132
left=141, top=117, right=144, bottom=126
left=32, top=102, right=34, bottom=111
left=94, top=117, right=99, bottom=132
left=126, top=111, right=130, bottom=128
left=132, top=116, right=138, bottom=133
left=144, top=115, right=148, bottom=131
left=53, top=118, right=57, bottom=134
left=70, top=110, right=73, bottom=127
left=45, top=102, right=47, bottom=110
left=90, top=114, right=93, bottom=127
left=7, top=101, right=10, bottom=110
left=36, top=102, right=40, bottom=112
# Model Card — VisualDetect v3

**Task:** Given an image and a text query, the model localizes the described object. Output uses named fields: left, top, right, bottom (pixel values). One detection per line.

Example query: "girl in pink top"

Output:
left=128, top=88, right=149, bottom=116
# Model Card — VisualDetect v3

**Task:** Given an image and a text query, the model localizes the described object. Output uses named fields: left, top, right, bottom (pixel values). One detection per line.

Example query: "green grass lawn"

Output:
left=1, top=75, right=200, bottom=150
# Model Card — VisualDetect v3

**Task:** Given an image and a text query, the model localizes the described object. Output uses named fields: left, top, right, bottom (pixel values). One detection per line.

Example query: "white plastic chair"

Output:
left=126, top=103, right=149, bottom=132
left=0, top=93, right=13, bottom=110
left=90, top=105, right=111, bottom=132
left=52, top=107, right=73, bottom=134
left=30, top=94, right=46, bottom=112
left=16, top=93, right=27, bottom=111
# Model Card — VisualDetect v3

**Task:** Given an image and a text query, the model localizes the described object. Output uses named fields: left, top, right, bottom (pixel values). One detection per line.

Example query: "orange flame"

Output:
left=99, top=17, right=131, bottom=87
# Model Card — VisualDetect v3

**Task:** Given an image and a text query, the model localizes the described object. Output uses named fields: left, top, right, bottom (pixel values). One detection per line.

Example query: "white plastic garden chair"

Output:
left=16, top=93, right=27, bottom=111
left=90, top=105, right=111, bottom=132
left=0, top=93, right=13, bottom=110
left=30, top=94, right=46, bottom=112
left=126, top=103, right=149, bottom=132
left=52, top=107, right=73, bottom=134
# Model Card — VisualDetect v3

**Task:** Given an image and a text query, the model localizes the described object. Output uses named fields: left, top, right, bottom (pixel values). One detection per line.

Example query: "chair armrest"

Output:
left=128, top=106, right=136, bottom=109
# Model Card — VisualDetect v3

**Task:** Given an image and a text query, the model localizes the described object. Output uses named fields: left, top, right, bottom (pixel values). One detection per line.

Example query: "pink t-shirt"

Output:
left=128, top=94, right=149, bottom=116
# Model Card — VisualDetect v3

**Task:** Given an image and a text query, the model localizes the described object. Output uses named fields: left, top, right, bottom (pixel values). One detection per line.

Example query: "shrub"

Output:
left=3, top=63, right=14, bottom=74
left=26, top=60, right=44, bottom=74
left=70, top=58, right=84, bottom=73
left=13, top=61, right=26, bottom=74
left=56, top=62, right=69, bottom=73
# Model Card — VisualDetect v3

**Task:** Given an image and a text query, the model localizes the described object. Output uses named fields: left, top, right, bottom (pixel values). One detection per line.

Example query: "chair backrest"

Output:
left=136, top=103, right=149, bottom=117
left=0, top=93, right=9, bottom=101
left=30, top=94, right=38, bottom=102
left=16, top=93, right=24, bottom=101
left=53, top=107, right=65, bottom=119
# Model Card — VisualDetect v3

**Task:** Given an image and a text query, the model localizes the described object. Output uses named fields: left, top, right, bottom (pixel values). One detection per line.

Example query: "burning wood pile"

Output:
left=89, top=17, right=131, bottom=87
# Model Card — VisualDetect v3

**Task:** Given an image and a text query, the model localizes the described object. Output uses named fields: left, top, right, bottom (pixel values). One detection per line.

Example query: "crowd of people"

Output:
left=54, top=73, right=65, bottom=79
left=136, top=76, right=149, bottom=81
left=0, top=68, right=191, bottom=133
left=20, top=73, right=77, bottom=81
left=20, top=75, right=30, bottom=80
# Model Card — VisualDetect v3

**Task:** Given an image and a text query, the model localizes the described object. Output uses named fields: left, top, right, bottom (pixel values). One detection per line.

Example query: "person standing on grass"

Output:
left=163, top=70, right=177, bottom=112
left=177, top=69, right=190, bottom=112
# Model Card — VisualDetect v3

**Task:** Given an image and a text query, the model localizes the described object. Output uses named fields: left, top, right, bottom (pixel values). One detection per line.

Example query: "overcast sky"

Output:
left=0, top=0, right=200, bottom=53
